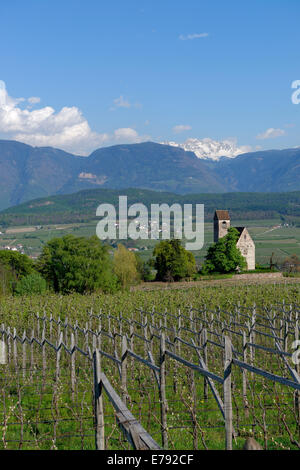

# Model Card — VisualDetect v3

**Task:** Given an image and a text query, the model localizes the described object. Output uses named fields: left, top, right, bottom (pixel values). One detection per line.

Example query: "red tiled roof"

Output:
left=214, top=210, right=230, bottom=220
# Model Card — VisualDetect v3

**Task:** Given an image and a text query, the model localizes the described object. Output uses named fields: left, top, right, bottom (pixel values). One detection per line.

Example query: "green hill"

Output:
left=1, top=187, right=300, bottom=227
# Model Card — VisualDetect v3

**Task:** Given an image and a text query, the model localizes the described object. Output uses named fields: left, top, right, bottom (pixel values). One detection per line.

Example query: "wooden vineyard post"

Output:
left=294, top=316, right=300, bottom=430
left=202, top=328, right=208, bottom=400
left=223, top=336, right=233, bottom=450
left=0, top=344, right=6, bottom=366
left=251, top=306, right=256, bottom=363
left=92, top=330, right=96, bottom=354
left=173, top=327, right=178, bottom=394
left=159, top=333, right=168, bottom=449
left=64, top=317, right=68, bottom=346
left=37, top=313, right=40, bottom=339
left=149, top=325, right=153, bottom=356
left=121, top=335, right=128, bottom=404
left=75, top=320, right=79, bottom=349
left=130, top=320, right=134, bottom=369
left=7, top=327, right=11, bottom=364
left=22, top=331, right=26, bottom=379
left=85, top=322, right=89, bottom=368
left=242, top=330, right=249, bottom=418
left=118, top=313, right=122, bottom=338
left=13, top=328, right=17, bottom=370
left=93, top=349, right=105, bottom=450
left=112, top=327, right=117, bottom=357
left=189, top=367, right=197, bottom=450
left=189, top=308, right=193, bottom=333
left=0, top=328, right=7, bottom=365
left=108, top=315, right=112, bottom=338
left=56, top=332, right=63, bottom=384
left=284, top=320, right=289, bottom=353
left=30, top=329, right=34, bottom=380
left=247, top=320, right=254, bottom=379
left=97, top=330, right=102, bottom=378
left=165, top=308, right=169, bottom=327
left=272, top=312, right=277, bottom=348
left=42, top=327, right=46, bottom=387
left=71, top=333, right=76, bottom=402
left=144, top=316, right=148, bottom=357
left=280, top=319, right=284, bottom=344
left=42, top=314, right=46, bottom=342
left=177, top=311, right=181, bottom=356
left=49, top=314, right=53, bottom=342
left=57, top=317, right=61, bottom=344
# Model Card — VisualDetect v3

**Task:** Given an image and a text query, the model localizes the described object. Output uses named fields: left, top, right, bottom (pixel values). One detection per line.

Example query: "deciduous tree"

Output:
left=202, top=227, right=246, bottom=274
left=153, top=239, right=196, bottom=282
left=37, top=235, right=118, bottom=294
left=113, top=244, right=140, bottom=289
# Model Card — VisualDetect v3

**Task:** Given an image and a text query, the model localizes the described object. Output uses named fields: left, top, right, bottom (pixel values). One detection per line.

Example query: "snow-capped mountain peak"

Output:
left=163, top=138, right=252, bottom=161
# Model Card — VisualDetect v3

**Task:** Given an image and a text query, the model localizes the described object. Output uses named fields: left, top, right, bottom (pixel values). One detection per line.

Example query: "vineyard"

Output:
left=0, top=282, right=300, bottom=450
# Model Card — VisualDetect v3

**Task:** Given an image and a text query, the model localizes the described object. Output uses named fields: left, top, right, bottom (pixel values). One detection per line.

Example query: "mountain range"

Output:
left=1, top=139, right=300, bottom=211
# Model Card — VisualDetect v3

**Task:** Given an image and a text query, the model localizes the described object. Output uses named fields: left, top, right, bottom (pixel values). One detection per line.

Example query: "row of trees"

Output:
left=0, top=228, right=258, bottom=296
left=0, top=235, right=154, bottom=296
left=151, top=228, right=247, bottom=280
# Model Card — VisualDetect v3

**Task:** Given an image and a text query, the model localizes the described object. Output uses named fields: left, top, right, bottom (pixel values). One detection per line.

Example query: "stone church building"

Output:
left=214, top=210, right=255, bottom=270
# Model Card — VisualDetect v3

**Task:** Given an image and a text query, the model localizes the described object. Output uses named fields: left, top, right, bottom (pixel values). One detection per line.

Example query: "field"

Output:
left=0, top=281, right=300, bottom=450
left=1, top=218, right=300, bottom=267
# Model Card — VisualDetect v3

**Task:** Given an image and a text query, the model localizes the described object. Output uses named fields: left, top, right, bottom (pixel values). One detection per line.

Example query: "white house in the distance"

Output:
left=214, top=210, right=255, bottom=270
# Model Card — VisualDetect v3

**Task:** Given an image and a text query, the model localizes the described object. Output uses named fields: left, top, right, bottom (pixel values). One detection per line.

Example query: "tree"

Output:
left=202, top=227, right=247, bottom=274
left=113, top=244, right=140, bottom=289
left=0, top=250, right=35, bottom=280
left=0, top=264, right=14, bottom=296
left=37, top=235, right=118, bottom=294
left=135, top=254, right=154, bottom=281
left=153, top=239, right=196, bottom=282
left=0, top=250, right=35, bottom=294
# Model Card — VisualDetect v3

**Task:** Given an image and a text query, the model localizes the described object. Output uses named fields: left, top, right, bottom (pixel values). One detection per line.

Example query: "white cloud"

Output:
left=27, top=96, right=41, bottom=104
left=110, top=95, right=131, bottom=110
left=284, top=123, right=295, bottom=129
left=179, top=33, right=209, bottom=41
left=113, top=127, right=150, bottom=143
left=256, top=128, right=286, bottom=140
left=110, top=95, right=141, bottom=111
left=0, top=81, right=148, bottom=155
left=173, top=124, right=192, bottom=134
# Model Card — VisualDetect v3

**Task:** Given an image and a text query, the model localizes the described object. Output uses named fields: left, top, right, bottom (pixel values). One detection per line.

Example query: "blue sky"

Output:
left=0, top=0, right=299, bottom=156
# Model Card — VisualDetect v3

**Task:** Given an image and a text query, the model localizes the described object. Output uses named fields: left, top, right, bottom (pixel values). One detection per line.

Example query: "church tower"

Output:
left=214, top=210, right=230, bottom=242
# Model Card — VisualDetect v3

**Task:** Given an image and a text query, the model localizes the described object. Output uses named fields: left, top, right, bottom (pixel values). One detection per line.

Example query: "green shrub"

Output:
left=14, top=273, right=47, bottom=296
left=283, top=272, right=300, bottom=278
left=199, top=273, right=234, bottom=280
left=239, top=265, right=279, bottom=274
